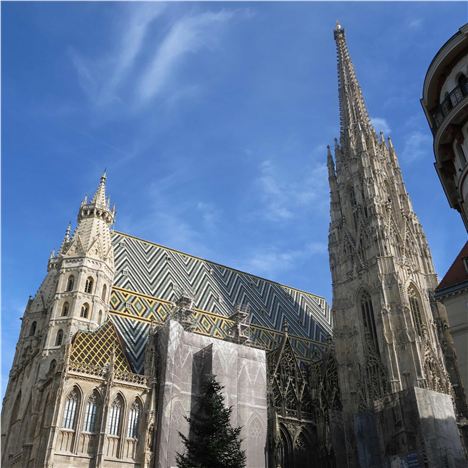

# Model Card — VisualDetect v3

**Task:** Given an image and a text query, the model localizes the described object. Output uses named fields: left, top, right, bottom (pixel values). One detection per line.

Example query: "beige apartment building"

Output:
left=435, top=242, right=468, bottom=399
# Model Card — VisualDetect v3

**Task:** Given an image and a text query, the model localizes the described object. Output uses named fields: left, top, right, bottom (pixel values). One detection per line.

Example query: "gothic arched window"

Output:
left=98, top=310, right=103, bottom=325
left=278, top=425, right=293, bottom=468
left=83, top=391, right=100, bottom=433
left=66, top=275, right=75, bottom=292
left=127, top=400, right=141, bottom=438
left=55, top=329, right=64, bottom=346
left=360, top=292, right=379, bottom=352
left=102, top=284, right=107, bottom=302
left=408, top=286, right=424, bottom=337
left=108, top=395, right=123, bottom=436
left=80, top=303, right=89, bottom=319
left=61, top=302, right=69, bottom=317
left=62, top=388, right=79, bottom=429
left=85, top=277, right=94, bottom=294
left=29, top=321, right=37, bottom=337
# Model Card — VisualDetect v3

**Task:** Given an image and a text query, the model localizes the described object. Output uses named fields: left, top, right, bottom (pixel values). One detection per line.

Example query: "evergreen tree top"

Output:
left=176, top=374, right=246, bottom=468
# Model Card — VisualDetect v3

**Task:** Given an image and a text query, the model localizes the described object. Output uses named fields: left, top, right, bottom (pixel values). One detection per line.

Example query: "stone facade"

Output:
left=1, top=172, right=334, bottom=468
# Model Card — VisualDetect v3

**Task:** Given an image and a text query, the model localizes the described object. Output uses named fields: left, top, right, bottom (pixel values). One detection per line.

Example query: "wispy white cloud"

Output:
left=408, top=18, right=423, bottom=30
left=401, top=131, right=432, bottom=163
left=70, top=4, right=164, bottom=106
left=371, top=117, right=391, bottom=134
left=196, top=201, right=221, bottom=229
left=117, top=172, right=222, bottom=258
left=103, top=4, right=166, bottom=105
left=137, top=10, right=234, bottom=106
left=242, top=242, right=327, bottom=278
left=254, top=150, right=328, bottom=222
left=70, top=6, right=239, bottom=112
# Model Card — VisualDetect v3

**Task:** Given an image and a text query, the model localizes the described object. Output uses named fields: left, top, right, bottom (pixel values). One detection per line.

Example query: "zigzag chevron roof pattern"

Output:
left=109, top=231, right=332, bottom=372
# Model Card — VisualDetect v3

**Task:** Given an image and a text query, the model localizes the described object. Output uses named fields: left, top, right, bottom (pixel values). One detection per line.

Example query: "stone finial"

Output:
left=229, top=304, right=251, bottom=344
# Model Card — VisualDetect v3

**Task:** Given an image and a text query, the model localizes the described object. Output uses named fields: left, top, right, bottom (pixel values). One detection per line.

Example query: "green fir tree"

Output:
left=176, top=375, right=246, bottom=468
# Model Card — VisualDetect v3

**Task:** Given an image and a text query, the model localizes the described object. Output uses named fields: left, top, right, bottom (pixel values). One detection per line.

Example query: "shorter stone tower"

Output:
left=1, top=175, right=153, bottom=467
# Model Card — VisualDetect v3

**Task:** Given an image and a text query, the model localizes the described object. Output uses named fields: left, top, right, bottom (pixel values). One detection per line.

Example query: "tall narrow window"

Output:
left=408, top=286, right=424, bottom=337
left=80, top=303, right=89, bottom=319
left=29, top=321, right=37, bottom=337
left=102, top=284, right=107, bottom=302
left=85, top=277, right=94, bottom=294
left=349, top=186, right=356, bottom=206
left=62, top=302, right=69, bottom=317
left=66, top=275, right=75, bottom=292
left=55, top=329, right=64, bottom=346
left=98, top=310, right=103, bottom=325
left=127, top=400, right=141, bottom=438
left=360, top=292, right=379, bottom=352
left=83, top=392, right=99, bottom=433
left=108, top=396, right=123, bottom=436
left=62, top=389, right=79, bottom=429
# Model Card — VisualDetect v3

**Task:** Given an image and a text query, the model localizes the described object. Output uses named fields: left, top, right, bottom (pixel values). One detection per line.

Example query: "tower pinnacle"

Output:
left=334, top=23, right=373, bottom=143
left=79, top=173, right=115, bottom=225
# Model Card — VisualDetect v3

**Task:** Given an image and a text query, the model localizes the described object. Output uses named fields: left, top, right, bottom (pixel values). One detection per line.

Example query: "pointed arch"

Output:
left=102, top=284, right=107, bottom=302
left=127, top=398, right=142, bottom=438
left=55, top=329, right=64, bottom=346
left=408, top=284, right=424, bottom=336
left=80, top=303, right=90, bottom=318
left=66, top=275, right=75, bottom=292
left=277, top=424, right=293, bottom=468
left=29, top=321, right=37, bottom=337
left=294, top=429, right=313, bottom=467
left=62, top=386, right=81, bottom=429
left=83, top=389, right=101, bottom=433
left=108, top=393, right=125, bottom=436
left=85, top=277, right=94, bottom=294
left=62, top=302, right=69, bottom=316
left=359, top=291, right=379, bottom=352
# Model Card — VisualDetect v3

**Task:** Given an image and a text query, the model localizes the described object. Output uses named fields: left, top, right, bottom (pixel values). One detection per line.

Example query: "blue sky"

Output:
left=3, top=2, right=467, bottom=394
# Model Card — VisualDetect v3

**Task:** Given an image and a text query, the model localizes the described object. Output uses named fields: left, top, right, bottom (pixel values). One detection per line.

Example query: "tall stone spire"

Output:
left=327, top=24, right=465, bottom=467
left=334, top=22, right=373, bottom=146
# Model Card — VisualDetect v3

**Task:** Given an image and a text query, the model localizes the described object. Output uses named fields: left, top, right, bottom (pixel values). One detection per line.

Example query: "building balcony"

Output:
left=432, top=81, right=468, bottom=130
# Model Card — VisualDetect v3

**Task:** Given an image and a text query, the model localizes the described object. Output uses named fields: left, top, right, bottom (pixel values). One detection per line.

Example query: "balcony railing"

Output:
left=432, top=81, right=468, bottom=130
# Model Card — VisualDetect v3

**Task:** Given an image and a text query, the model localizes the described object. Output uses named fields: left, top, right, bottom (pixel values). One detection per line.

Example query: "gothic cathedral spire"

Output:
left=327, top=24, right=466, bottom=467
left=334, top=22, right=373, bottom=147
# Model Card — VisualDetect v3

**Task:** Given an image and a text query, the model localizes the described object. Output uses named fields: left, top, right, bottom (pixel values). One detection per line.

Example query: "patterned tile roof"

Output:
left=436, top=241, right=468, bottom=292
left=109, top=231, right=332, bottom=373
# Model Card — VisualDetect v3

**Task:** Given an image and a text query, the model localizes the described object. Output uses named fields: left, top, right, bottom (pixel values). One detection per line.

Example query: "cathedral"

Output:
left=2, top=24, right=467, bottom=468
